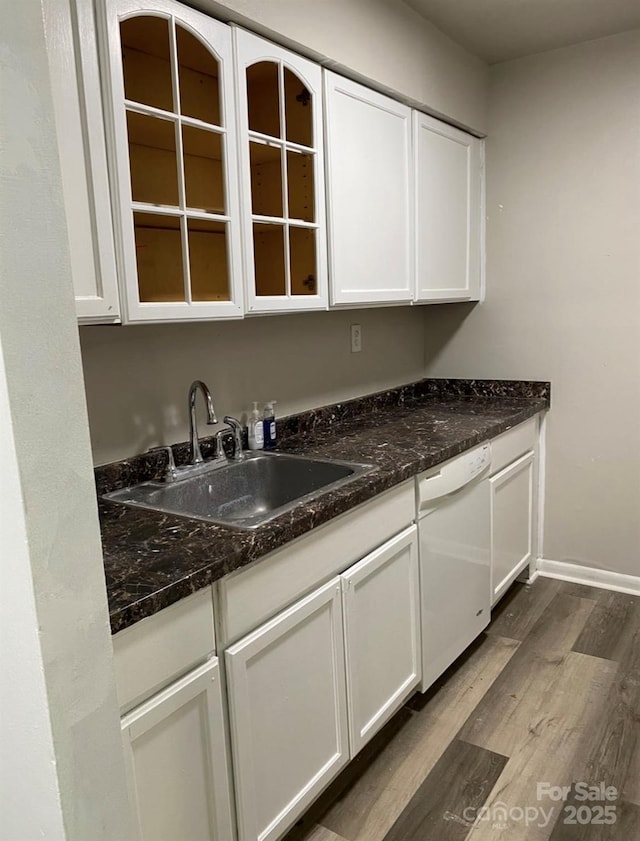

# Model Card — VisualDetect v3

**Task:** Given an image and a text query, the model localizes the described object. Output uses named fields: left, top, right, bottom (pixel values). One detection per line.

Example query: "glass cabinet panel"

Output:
left=127, top=111, right=179, bottom=206
left=254, top=224, right=286, bottom=296
left=134, top=212, right=184, bottom=302
left=284, top=68, right=312, bottom=147
left=120, top=16, right=173, bottom=111
left=114, top=8, right=240, bottom=318
left=188, top=219, right=229, bottom=301
left=289, top=227, right=316, bottom=295
left=246, top=62, right=280, bottom=138
left=176, top=25, right=221, bottom=125
left=249, top=141, right=283, bottom=217
left=182, top=126, right=225, bottom=213
left=287, top=150, right=314, bottom=222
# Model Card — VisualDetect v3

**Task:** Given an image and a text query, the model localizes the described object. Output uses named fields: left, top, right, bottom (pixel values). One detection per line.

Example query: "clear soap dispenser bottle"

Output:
left=248, top=402, right=264, bottom=450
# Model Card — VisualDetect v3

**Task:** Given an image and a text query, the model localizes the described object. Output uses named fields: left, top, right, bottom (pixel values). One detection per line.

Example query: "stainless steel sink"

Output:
left=104, top=451, right=374, bottom=529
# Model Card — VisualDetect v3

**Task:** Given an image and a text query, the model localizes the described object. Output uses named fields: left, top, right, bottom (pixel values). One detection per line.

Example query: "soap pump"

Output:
left=263, top=401, right=277, bottom=450
left=247, top=402, right=264, bottom=450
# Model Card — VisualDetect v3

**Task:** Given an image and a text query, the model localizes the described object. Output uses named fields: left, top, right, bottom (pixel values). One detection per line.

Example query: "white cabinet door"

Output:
left=490, top=451, right=535, bottom=605
left=225, top=578, right=348, bottom=841
left=324, top=72, right=413, bottom=306
left=234, top=28, right=328, bottom=314
left=44, top=0, right=121, bottom=323
left=121, top=657, right=234, bottom=841
left=341, top=526, right=421, bottom=756
left=102, top=0, right=244, bottom=322
left=413, top=111, right=482, bottom=303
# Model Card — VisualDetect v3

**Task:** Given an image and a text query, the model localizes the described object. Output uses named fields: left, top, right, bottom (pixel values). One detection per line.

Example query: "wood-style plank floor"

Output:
left=283, top=578, right=640, bottom=841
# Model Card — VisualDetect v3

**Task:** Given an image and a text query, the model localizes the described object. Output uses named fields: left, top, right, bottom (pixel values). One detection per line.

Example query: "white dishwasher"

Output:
left=416, top=443, right=492, bottom=692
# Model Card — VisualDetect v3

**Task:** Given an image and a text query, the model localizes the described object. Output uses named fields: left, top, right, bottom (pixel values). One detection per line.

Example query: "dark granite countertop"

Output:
left=98, top=379, right=549, bottom=633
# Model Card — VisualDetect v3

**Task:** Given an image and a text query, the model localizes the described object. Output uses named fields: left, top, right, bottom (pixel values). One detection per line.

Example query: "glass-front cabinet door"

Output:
left=103, top=0, right=243, bottom=322
left=234, top=29, right=328, bottom=313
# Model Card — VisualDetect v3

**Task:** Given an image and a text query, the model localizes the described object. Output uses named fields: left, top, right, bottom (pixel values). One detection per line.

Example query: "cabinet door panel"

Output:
left=235, top=28, right=328, bottom=313
left=44, top=0, right=121, bottom=323
left=103, top=0, right=244, bottom=322
left=324, top=72, right=413, bottom=305
left=225, top=579, right=348, bottom=841
left=341, top=526, right=421, bottom=755
left=414, top=112, right=482, bottom=302
left=490, top=452, right=534, bottom=605
left=121, top=658, right=234, bottom=841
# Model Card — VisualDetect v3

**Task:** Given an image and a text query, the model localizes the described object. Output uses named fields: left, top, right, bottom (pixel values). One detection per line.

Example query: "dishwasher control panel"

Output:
left=464, top=443, right=491, bottom=481
left=417, top=443, right=491, bottom=508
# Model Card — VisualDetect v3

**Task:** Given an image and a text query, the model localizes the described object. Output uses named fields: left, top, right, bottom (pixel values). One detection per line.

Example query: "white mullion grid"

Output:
left=245, top=128, right=312, bottom=154
left=168, top=16, right=191, bottom=304
left=133, top=202, right=232, bottom=225
left=275, top=62, right=292, bottom=298
left=251, top=214, right=315, bottom=228
left=131, top=203, right=182, bottom=218
left=124, top=100, right=174, bottom=121
left=184, top=209, right=230, bottom=224
left=180, top=113, right=224, bottom=133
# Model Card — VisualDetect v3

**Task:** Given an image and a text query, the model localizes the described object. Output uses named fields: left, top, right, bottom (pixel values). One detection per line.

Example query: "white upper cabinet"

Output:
left=102, top=0, right=244, bottom=322
left=44, top=0, right=121, bottom=324
left=414, top=112, right=483, bottom=303
left=233, top=29, right=328, bottom=313
left=324, top=72, right=413, bottom=306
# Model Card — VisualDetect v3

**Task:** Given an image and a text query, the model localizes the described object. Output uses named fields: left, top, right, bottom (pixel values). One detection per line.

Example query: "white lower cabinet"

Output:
left=121, top=657, right=235, bottom=841
left=225, top=579, right=349, bottom=841
left=490, top=450, right=535, bottom=605
left=224, top=526, right=420, bottom=841
left=341, top=526, right=420, bottom=756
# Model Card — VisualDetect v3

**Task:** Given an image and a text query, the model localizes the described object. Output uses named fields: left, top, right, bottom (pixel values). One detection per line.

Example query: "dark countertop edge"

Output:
left=106, top=394, right=547, bottom=634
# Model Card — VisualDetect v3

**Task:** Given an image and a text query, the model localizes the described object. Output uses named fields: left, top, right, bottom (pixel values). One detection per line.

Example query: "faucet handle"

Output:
left=148, top=446, right=179, bottom=483
left=223, top=416, right=245, bottom=461
left=215, top=428, right=232, bottom=461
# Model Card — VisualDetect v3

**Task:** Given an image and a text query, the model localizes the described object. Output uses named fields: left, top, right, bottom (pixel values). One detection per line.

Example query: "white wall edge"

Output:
left=535, top=412, right=547, bottom=562
left=536, top=559, right=640, bottom=596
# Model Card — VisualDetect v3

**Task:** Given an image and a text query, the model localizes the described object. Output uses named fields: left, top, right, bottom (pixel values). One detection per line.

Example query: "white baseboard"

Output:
left=536, top=558, right=640, bottom=596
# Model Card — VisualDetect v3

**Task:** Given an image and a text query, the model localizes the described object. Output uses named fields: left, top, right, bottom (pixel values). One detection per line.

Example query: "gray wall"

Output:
left=80, top=306, right=426, bottom=464
left=193, top=0, right=488, bottom=132
left=423, top=30, right=640, bottom=577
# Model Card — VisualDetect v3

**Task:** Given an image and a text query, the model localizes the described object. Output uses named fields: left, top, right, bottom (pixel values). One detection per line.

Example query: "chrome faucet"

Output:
left=188, top=380, right=217, bottom=464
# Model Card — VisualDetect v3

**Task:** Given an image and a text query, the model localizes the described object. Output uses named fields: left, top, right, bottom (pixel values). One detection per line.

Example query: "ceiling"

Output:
left=403, top=0, right=640, bottom=63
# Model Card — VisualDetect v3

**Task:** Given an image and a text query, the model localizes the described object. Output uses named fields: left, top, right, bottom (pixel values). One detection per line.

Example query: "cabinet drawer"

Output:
left=490, top=417, right=538, bottom=476
left=113, top=587, right=215, bottom=712
left=218, top=481, right=415, bottom=645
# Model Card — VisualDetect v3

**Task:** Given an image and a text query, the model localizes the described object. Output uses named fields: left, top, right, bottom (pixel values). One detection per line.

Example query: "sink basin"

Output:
left=104, top=451, right=374, bottom=529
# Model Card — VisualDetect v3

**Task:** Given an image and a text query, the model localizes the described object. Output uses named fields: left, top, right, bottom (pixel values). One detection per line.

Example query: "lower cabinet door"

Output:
left=490, top=451, right=535, bottom=605
left=225, top=578, right=349, bottom=841
left=341, top=526, right=421, bottom=756
left=121, top=658, right=234, bottom=841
